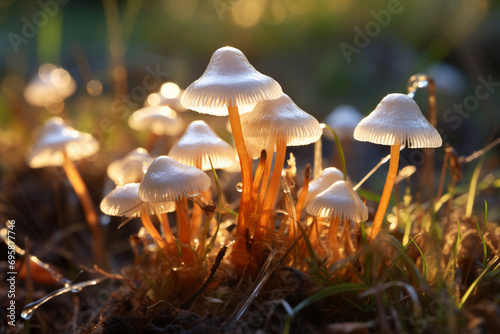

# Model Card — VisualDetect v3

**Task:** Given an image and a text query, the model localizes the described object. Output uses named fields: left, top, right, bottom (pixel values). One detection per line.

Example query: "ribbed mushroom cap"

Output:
left=23, top=64, right=77, bottom=107
left=168, top=120, right=236, bottom=171
left=100, top=183, right=175, bottom=218
left=180, top=46, right=283, bottom=115
left=107, top=148, right=154, bottom=185
left=306, top=181, right=368, bottom=222
left=353, top=93, right=442, bottom=148
left=139, top=156, right=211, bottom=202
left=302, top=167, right=344, bottom=208
left=128, top=106, right=184, bottom=136
left=324, top=105, right=363, bottom=140
left=27, top=117, right=99, bottom=168
left=240, top=94, right=322, bottom=148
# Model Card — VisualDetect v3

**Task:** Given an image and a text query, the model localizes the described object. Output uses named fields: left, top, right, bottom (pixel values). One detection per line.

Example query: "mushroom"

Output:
left=306, top=180, right=368, bottom=264
left=128, top=105, right=185, bottom=151
left=23, top=64, right=76, bottom=111
left=240, top=93, right=322, bottom=234
left=168, top=120, right=236, bottom=239
left=169, top=120, right=236, bottom=171
left=180, top=46, right=282, bottom=263
left=353, top=93, right=442, bottom=241
left=107, top=148, right=154, bottom=186
left=27, top=117, right=104, bottom=265
left=296, top=167, right=344, bottom=256
left=139, top=156, right=211, bottom=265
left=100, top=183, right=176, bottom=254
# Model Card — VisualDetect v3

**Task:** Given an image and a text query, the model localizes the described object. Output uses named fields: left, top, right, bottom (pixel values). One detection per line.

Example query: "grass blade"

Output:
left=284, top=283, right=367, bottom=334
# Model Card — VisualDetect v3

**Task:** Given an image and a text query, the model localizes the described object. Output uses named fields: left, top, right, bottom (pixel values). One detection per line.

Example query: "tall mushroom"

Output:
left=180, top=46, right=282, bottom=263
left=353, top=93, right=442, bottom=241
left=27, top=117, right=104, bottom=266
left=240, top=93, right=322, bottom=236
left=168, top=120, right=236, bottom=239
left=139, top=156, right=211, bottom=265
left=306, top=180, right=368, bottom=264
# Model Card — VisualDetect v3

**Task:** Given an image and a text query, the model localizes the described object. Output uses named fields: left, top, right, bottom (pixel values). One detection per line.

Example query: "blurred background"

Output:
left=0, top=0, right=499, bottom=226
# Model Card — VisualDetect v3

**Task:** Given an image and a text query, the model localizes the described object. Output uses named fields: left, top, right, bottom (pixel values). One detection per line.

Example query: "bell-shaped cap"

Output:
left=168, top=120, right=236, bottom=171
left=128, top=106, right=184, bottom=136
left=323, top=105, right=364, bottom=140
left=241, top=93, right=322, bottom=148
left=27, top=117, right=99, bottom=168
left=180, top=46, right=283, bottom=115
left=306, top=181, right=368, bottom=222
left=354, top=93, right=442, bottom=148
left=100, top=183, right=175, bottom=218
left=139, top=156, right=211, bottom=202
left=107, top=148, right=154, bottom=185
left=301, top=167, right=344, bottom=208
left=23, top=64, right=77, bottom=107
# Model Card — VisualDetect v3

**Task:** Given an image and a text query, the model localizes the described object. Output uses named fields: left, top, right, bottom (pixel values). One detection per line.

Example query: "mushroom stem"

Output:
left=257, top=142, right=274, bottom=210
left=62, top=156, right=106, bottom=267
left=228, top=104, right=253, bottom=232
left=190, top=161, right=206, bottom=240
left=176, top=198, right=194, bottom=264
left=158, top=212, right=175, bottom=245
left=261, top=135, right=287, bottom=229
left=368, top=144, right=400, bottom=242
left=140, top=208, right=168, bottom=254
left=295, top=164, right=311, bottom=222
left=251, top=150, right=267, bottom=217
left=328, top=216, right=341, bottom=263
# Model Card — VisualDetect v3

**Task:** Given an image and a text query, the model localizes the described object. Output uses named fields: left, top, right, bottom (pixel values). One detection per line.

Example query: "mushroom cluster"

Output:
left=26, top=47, right=444, bottom=279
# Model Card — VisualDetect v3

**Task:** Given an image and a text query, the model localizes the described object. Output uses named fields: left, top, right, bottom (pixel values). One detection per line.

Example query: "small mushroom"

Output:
left=168, top=120, right=236, bottom=171
left=107, top=148, right=154, bottom=186
left=169, top=120, right=236, bottom=238
left=353, top=93, right=442, bottom=241
left=240, top=93, right=322, bottom=232
left=306, top=180, right=368, bottom=264
left=27, top=117, right=104, bottom=266
left=139, top=156, right=211, bottom=265
left=128, top=105, right=185, bottom=151
left=23, top=64, right=76, bottom=111
left=100, top=183, right=176, bottom=253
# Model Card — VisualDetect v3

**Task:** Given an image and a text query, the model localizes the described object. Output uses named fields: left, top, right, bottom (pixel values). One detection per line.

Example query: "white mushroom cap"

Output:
left=306, top=181, right=368, bottom=222
left=23, top=64, right=77, bottom=107
left=323, top=105, right=364, bottom=140
left=100, top=183, right=175, bottom=218
left=353, top=93, right=442, bottom=148
left=107, top=148, right=154, bottom=185
left=128, top=106, right=184, bottom=136
left=139, top=156, right=211, bottom=202
left=27, top=117, right=99, bottom=168
left=180, top=46, right=283, bottom=115
left=168, top=120, right=236, bottom=171
left=240, top=93, right=322, bottom=148
left=301, top=167, right=344, bottom=208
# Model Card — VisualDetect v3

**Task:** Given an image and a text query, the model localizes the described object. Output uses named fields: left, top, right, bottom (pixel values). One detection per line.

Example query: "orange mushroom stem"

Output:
left=62, top=155, right=106, bottom=267
left=368, top=144, right=400, bottom=242
left=228, top=104, right=254, bottom=238
left=328, top=216, right=341, bottom=264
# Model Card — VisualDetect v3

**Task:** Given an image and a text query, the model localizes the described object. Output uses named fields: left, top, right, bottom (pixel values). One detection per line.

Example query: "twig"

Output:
left=180, top=245, right=228, bottom=309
